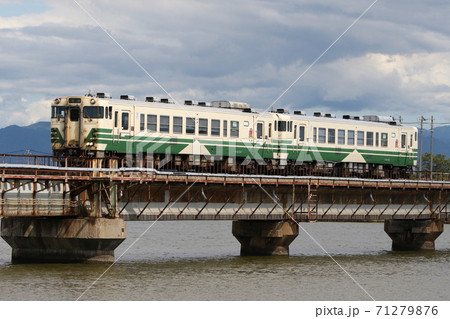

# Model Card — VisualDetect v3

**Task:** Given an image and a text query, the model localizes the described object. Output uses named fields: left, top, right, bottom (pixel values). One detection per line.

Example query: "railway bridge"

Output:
left=0, top=155, right=449, bottom=263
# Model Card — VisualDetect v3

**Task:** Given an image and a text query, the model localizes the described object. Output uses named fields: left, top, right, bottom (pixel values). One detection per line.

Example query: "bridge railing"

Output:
left=0, top=154, right=60, bottom=167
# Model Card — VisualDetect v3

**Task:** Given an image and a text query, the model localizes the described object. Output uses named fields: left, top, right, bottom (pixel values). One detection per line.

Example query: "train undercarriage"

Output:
left=53, top=150, right=411, bottom=179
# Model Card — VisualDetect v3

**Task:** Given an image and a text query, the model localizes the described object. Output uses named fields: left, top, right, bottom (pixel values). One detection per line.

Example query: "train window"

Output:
left=211, top=119, right=220, bottom=136
left=186, top=118, right=195, bottom=134
left=268, top=123, right=272, bottom=138
left=230, top=121, right=239, bottom=137
left=299, top=126, right=305, bottom=141
left=318, top=128, right=326, bottom=143
left=338, top=129, right=345, bottom=145
left=173, top=117, right=183, bottom=134
left=121, top=112, right=129, bottom=130
left=114, top=111, right=118, bottom=127
left=51, top=106, right=65, bottom=118
left=257, top=123, right=263, bottom=139
left=83, top=106, right=104, bottom=119
left=277, top=121, right=287, bottom=132
left=140, top=114, right=145, bottom=131
left=199, top=118, right=208, bottom=135
left=223, top=120, right=228, bottom=137
left=328, top=128, right=335, bottom=144
left=357, top=131, right=364, bottom=146
left=381, top=133, right=388, bottom=147
left=160, top=115, right=170, bottom=133
left=274, top=121, right=277, bottom=131
left=347, top=130, right=355, bottom=145
left=366, top=132, right=374, bottom=146
left=410, top=134, right=413, bottom=147
left=147, top=115, right=157, bottom=132
left=375, top=132, right=379, bottom=147
left=288, top=121, right=292, bottom=132
left=401, top=134, right=406, bottom=148
left=293, top=125, right=297, bottom=139
left=313, top=127, right=317, bottom=142
left=108, top=106, right=112, bottom=119
left=70, top=109, right=80, bottom=122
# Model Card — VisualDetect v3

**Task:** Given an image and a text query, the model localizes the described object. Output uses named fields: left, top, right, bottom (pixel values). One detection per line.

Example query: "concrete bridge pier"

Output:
left=1, top=217, right=126, bottom=263
left=232, top=220, right=299, bottom=256
left=384, top=219, right=444, bottom=251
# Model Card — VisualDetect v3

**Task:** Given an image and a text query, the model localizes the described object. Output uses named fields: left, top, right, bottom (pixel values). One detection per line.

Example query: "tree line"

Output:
left=420, top=153, right=450, bottom=172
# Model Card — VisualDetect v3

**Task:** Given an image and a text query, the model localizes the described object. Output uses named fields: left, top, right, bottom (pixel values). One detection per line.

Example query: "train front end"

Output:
left=51, top=95, right=108, bottom=159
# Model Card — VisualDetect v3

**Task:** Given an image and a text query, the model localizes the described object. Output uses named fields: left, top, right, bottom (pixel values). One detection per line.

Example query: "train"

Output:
left=51, top=93, right=418, bottom=177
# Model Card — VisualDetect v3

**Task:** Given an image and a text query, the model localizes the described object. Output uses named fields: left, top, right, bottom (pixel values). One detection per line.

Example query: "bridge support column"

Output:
left=1, top=217, right=126, bottom=263
left=384, top=219, right=443, bottom=251
left=232, top=220, right=298, bottom=256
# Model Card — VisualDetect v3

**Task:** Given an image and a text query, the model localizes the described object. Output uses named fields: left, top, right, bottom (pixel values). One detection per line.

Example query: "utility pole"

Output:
left=418, top=116, right=426, bottom=172
left=430, top=115, right=434, bottom=178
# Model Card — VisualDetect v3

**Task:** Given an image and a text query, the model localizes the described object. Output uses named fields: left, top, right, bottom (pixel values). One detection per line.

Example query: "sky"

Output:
left=0, top=0, right=450, bottom=128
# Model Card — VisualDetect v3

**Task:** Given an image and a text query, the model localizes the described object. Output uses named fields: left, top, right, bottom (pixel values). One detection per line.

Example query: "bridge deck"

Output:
left=1, top=164, right=449, bottom=222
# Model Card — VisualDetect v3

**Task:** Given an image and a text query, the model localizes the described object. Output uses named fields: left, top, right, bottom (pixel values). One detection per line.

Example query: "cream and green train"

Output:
left=51, top=93, right=418, bottom=177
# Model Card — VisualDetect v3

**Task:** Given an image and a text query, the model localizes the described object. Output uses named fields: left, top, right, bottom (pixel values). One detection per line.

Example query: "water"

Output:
left=0, top=221, right=449, bottom=301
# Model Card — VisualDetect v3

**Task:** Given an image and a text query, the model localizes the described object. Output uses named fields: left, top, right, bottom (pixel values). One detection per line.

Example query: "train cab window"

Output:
left=70, top=109, right=80, bottom=122
left=121, top=112, right=129, bottom=130
left=173, top=116, right=183, bottom=134
left=147, top=115, right=157, bottom=132
left=114, top=111, right=118, bottom=127
left=211, top=119, right=220, bottom=136
left=223, top=120, right=228, bottom=137
left=268, top=123, right=272, bottom=138
left=230, top=121, right=239, bottom=137
left=199, top=118, right=208, bottom=135
left=401, top=134, right=406, bottom=148
left=313, top=127, right=317, bottom=142
left=83, top=106, right=104, bottom=119
left=366, top=132, right=374, bottom=146
left=51, top=106, right=65, bottom=118
left=381, top=133, right=388, bottom=147
left=140, top=114, right=145, bottom=131
left=299, top=126, right=305, bottom=141
left=357, top=131, right=364, bottom=146
left=347, top=130, right=355, bottom=145
left=328, top=128, right=335, bottom=144
left=318, top=128, right=326, bottom=143
left=160, top=115, right=170, bottom=133
left=186, top=118, right=195, bottom=134
left=375, top=132, right=379, bottom=147
left=338, top=129, right=345, bottom=145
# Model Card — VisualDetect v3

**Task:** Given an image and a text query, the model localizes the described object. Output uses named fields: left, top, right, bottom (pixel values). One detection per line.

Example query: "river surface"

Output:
left=0, top=221, right=449, bottom=301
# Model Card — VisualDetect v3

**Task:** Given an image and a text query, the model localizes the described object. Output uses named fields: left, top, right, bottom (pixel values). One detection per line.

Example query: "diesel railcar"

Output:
left=51, top=93, right=418, bottom=177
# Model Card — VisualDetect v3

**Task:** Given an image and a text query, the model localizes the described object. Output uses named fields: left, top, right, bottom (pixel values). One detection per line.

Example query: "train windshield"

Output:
left=51, top=106, right=65, bottom=118
left=83, top=106, right=104, bottom=119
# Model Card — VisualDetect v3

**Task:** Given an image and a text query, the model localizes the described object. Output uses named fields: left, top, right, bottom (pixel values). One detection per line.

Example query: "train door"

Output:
left=256, top=122, right=264, bottom=140
left=65, top=107, right=80, bottom=148
left=112, top=111, right=119, bottom=144
left=120, top=110, right=131, bottom=136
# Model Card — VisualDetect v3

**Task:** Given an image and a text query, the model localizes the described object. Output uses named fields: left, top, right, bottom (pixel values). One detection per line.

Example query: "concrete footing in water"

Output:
left=232, top=220, right=299, bottom=256
left=1, top=217, right=126, bottom=263
left=384, top=219, right=443, bottom=251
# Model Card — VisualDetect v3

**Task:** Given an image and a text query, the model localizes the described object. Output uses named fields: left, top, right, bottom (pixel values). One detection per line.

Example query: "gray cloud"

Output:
left=0, top=0, right=450, bottom=127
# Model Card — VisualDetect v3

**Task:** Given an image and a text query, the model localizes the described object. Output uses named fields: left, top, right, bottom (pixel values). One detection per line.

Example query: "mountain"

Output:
left=419, top=125, right=450, bottom=157
left=0, top=122, right=51, bottom=155
left=0, top=121, right=448, bottom=158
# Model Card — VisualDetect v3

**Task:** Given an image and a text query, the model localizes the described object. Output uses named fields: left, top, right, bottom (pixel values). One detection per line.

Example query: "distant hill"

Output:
left=0, top=121, right=448, bottom=158
left=0, top=122, right=51, bottom=155
left=420, top=125, right=450, bottom=157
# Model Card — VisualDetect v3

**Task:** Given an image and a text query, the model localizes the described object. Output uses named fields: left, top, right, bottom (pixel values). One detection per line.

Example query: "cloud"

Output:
left=1, top=0, right=450, bottom=128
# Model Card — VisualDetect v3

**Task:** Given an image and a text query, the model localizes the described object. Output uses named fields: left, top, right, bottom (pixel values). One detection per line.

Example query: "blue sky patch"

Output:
left=0, top=1, right=50, bottom=17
